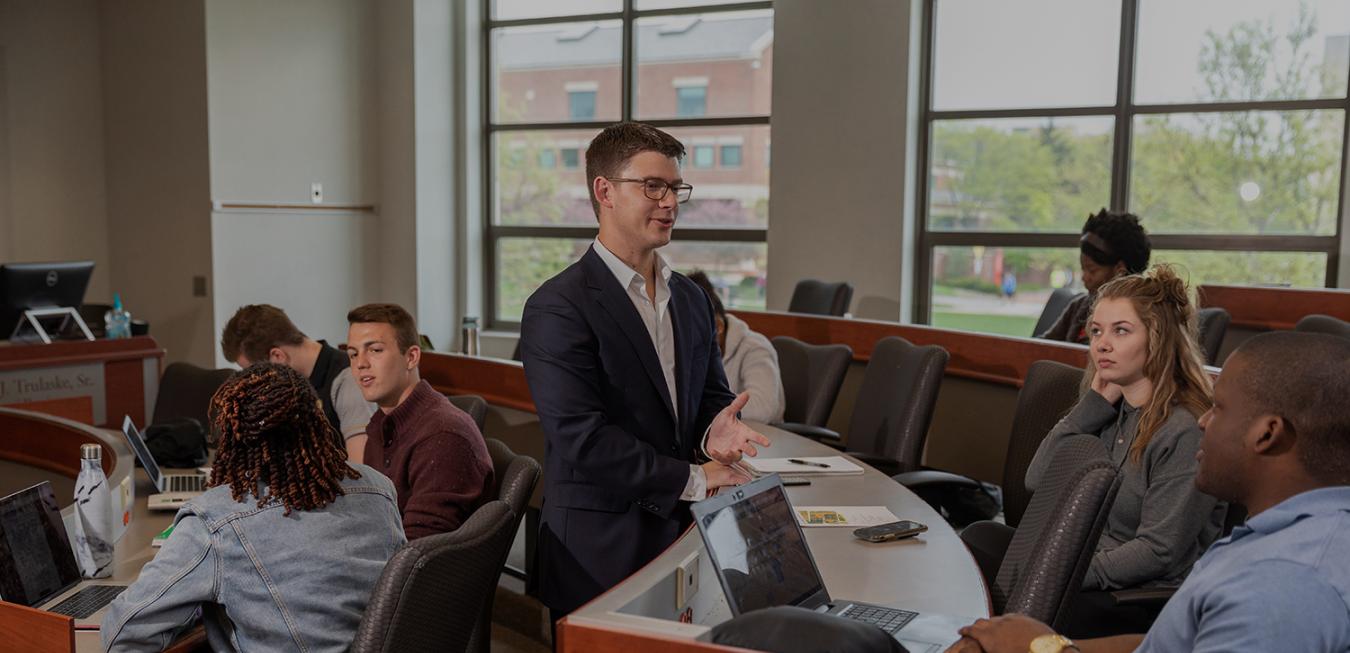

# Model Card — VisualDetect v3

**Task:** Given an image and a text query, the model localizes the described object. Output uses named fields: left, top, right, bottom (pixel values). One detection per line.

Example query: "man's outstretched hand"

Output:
left=705, top=392, right=772, bottom=464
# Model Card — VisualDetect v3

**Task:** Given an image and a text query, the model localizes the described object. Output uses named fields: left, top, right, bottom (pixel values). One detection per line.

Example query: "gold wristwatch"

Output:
left=1029, top=634, right=1079, bottom=653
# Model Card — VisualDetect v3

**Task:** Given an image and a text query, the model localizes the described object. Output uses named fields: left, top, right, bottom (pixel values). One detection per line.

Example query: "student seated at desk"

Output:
left=1038, top=209, right=1151, bottom=345
left=101, top=363, right=406, bottom=652
left=688, top=270, right=785, bottom=423
left=947, top=332, right=1350, bottom=653
left=346, top=303, right=494, bottom=540
left=221, top=303, right=376, bottom=462
left=1026, top=265, right=1223, bottom=636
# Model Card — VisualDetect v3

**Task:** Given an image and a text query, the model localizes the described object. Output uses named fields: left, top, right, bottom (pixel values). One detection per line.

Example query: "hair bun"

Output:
left=1146, top=263, right=1192, bottom=308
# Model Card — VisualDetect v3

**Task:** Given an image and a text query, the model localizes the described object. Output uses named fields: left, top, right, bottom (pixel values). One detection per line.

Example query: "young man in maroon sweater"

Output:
left=346, top=303, right=494, bottom=539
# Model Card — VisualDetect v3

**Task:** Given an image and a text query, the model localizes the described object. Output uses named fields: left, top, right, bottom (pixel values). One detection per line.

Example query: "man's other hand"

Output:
left=703, top=461, right=752, bottom=491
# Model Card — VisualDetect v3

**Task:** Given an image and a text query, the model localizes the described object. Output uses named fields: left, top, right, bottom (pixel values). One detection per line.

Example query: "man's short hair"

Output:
left=221, top=304, right=306, bottom=363
left=346, top=303, right=418, bottom=354
left=1081, top=209, right=1151, bottom=274
left=584, top=122, right=686, bottom=217
left=1230, top=331, right=1350, bottom=485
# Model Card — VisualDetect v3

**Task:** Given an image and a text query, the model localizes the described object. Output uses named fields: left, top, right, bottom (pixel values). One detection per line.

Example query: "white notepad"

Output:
left=741, top=456, right=864, bottom=476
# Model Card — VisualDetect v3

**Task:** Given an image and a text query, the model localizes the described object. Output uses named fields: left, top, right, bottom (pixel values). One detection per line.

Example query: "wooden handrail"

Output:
left=1198, top=284, right=1350, bottom=331
left=731, top=309, right=1088, bottom=388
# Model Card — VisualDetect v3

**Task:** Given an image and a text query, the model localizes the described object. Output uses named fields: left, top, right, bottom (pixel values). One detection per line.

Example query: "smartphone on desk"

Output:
left=853, top=520, right=928, bottom=543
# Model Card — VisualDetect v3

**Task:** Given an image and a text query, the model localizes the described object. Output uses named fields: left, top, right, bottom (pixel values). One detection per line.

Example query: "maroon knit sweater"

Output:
left=364, top=380, right=494, bottom=540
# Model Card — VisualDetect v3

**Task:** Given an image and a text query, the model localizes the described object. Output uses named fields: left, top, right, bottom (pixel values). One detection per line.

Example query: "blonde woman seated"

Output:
left=1026, top=265, right=1224, bottom=635
left=689, top=271, right=785, bottom=424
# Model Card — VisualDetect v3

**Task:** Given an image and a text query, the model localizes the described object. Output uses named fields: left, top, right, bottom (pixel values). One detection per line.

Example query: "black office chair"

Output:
left=1196, top=307, right=1230, bottom=365
left=821, top=337, right=948, bottom=476
left=1032, top=288, right=1084, bottom=338
left=467, top=439, right=541, bottom=653
left=1295, top=314, right=1350, bottom=339
left=788, top=279, right=853, bottom=317
left=769, top=336, right=853, bottom=440
left=152, top=362, right=235, bottom=427
left=350, top=501, right=518, bottom=653
left=895, top=359, right=1083, bottom=528
left=447, top=394, right=489, bottom=433
left=960, top=434, right=1120, bottom=629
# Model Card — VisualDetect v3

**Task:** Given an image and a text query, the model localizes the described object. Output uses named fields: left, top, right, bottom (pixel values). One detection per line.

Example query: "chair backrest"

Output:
left=350, top=501, right=517, bottom=653
left=152, top=362, right=235, bottom=426
left=1295, top=314, right=1350, bottom=339
left=1001, top=360, right=1084, bottom=528
left=845, top=337, right=948, bottom=472
left=469, top=439, right=541, bottom=653
left=994, top=435, right=1119, bottom=628
left=770, top=336, right=853, bottom=427
left=1196, top=307, right=1231, bottom=365
left=448, top=394, right=489, bottom=433
left=1032, top=288, right=1084, bottom=337
left=788, top=279, right=853, bottom=317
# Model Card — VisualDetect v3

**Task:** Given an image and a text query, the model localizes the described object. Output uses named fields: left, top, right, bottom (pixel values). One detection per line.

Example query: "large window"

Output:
left=486, top=0, right=773, bottom=325
left=919, top=0, right=1350, bottom=336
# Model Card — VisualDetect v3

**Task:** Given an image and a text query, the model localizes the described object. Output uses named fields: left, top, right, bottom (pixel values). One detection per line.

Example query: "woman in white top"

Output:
left=688, top=271, right=785, bottom=424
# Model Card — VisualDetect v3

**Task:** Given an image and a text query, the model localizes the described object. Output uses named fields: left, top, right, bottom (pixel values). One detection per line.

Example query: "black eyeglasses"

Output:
left=606, top=177, right=694, bottom=203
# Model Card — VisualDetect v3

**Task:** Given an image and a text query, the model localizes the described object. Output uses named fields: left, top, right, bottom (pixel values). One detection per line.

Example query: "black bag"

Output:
left=144, top=418, right=209, bottom=468
left=911, top=481, right=1002, bottom=528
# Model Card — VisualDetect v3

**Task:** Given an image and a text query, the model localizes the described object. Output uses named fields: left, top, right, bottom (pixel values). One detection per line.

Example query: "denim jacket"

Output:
left=102, top=464, right=406, bottom=652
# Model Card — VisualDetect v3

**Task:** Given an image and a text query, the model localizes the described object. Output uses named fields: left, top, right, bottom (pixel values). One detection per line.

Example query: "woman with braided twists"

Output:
left=102, top=363, right=406, bottom=652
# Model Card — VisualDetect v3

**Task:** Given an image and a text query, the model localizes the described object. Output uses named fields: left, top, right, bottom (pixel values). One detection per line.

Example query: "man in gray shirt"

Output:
left=221, top=304, right=375, bottom=462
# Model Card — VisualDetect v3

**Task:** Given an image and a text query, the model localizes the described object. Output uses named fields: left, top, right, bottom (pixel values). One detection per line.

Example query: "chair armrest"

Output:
left=1110, top=587, right=1177, bottom=609
left=891, top=469, right=983, bottom=490
left=771, top=422, right=841, bottom=443
left=959, top=520, right=1016, bottom=586
left=844, top=452, right=902, bottom=476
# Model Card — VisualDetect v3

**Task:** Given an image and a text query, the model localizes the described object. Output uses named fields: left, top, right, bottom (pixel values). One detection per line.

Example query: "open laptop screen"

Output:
left=693, top=476, right=828, bottom=615
left=121, top=415, right=164, bottom=492
left=0, top=482, right=81, bottom=606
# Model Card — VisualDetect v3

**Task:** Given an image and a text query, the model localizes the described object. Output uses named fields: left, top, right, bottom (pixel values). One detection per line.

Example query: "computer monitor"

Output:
left=0, top=261, right=95, bottom=339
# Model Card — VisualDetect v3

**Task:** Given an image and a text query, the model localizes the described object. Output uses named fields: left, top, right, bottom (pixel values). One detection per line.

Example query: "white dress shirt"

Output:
left=591, top=239, right=708, bottom=501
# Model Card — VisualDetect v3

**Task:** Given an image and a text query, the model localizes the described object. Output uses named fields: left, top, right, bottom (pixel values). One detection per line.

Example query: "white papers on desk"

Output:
left=792, top=505, right=900, bottom=528
left=740, top=456, right=864, bottom=476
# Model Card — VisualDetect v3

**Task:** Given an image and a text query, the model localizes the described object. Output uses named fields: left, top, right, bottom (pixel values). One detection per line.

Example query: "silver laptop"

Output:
left=0, top=482, right=127, bottom=629
left=121, top=415, right=207, bottom=511
left=691, top=475, right=974, bottom=653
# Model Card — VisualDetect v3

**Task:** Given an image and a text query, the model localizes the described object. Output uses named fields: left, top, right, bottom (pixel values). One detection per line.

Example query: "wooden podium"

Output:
left=0, top=336, right=163, bottom=427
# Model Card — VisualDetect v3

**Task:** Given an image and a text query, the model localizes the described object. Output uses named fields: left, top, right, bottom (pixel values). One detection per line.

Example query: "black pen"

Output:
left=787, top=458, right=830, bottom=468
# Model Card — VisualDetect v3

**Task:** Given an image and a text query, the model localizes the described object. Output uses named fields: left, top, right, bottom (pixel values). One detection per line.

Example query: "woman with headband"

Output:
left=1038, top=209, right=1152, bottom=344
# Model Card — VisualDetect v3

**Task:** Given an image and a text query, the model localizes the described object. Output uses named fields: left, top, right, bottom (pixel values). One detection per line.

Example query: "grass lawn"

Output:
left=932, top=311, right=1038, bottom=338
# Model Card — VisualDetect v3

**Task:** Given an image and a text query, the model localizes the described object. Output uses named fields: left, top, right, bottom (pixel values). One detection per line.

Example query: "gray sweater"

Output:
left=1026, top=391, right=1224, bottom=590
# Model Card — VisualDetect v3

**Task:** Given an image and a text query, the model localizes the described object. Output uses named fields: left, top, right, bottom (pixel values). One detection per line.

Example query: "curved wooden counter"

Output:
left=0, top=407, right=203, bottom=653
left=558, top=424, right=990, bottom=653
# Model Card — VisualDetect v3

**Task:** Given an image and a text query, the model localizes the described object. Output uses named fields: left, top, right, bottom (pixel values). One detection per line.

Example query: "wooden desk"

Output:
left=0, top=407, right=203, bottom=652
left=0, top=336, right=164, bottom=427
left=1198, top=284, right=1350, bottom=331
left=558, top=424, right=990, bottom=652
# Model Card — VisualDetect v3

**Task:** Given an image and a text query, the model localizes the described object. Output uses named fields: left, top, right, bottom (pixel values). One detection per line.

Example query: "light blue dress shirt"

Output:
left=1138, top=486, right=1350, bottom=653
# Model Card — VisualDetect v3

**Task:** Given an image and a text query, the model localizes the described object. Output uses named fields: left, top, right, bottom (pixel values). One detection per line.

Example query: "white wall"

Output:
left=0, top=0, right=111, bottom=301
left=100, top=0, right=215, bottom=366
left=211, top=208, right=377, bottom=366
left=205, top=0, right=379, bottom=364
left=766, top=0, right=922, bottom=321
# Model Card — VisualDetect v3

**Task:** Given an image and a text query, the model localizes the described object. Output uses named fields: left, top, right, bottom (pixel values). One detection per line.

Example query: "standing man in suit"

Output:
left=520, top=122, right=771, bottom=621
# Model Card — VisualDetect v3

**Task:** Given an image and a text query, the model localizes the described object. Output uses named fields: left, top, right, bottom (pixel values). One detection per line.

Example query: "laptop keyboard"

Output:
left=49, top=585, right=127, bottom=619
left=839, top=604, right=918, bottom=634
left=167, top=474, right=206, bottom=493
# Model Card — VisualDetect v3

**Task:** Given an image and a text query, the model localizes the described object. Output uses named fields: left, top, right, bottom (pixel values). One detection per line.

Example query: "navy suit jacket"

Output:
left=520, top=246, right=737, bottom=613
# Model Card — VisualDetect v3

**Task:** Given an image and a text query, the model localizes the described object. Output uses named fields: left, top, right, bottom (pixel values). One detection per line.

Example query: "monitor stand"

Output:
left=9, top=307, right=95, bottom=344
